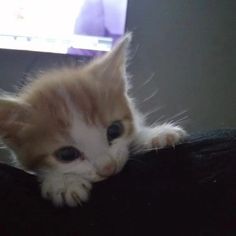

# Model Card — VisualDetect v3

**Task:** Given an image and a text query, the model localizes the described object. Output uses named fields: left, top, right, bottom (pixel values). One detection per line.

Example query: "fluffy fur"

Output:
left=0, top=34, right=186, bottom=207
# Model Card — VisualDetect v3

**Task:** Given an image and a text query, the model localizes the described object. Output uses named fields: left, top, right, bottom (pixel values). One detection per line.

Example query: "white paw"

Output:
left=41, top=173, right=92, bottom=207
left=150, top=124, right=186, bottom=149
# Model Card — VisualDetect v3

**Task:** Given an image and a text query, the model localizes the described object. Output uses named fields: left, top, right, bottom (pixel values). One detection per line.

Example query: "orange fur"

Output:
left=0, top=34, right=187, bottom=207
left=0, top=34, right=134, bottom=171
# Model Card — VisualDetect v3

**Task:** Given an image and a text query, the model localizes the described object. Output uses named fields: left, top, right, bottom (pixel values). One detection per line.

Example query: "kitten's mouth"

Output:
left=92, top=160, right=127, bottom=182
left=96, top=165, right=126, bottom=182
left=94, top=165, right=121, bottom=181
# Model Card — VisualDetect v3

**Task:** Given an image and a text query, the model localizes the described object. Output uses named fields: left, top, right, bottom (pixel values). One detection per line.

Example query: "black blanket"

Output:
left=0, top=129, right=235, bottom=236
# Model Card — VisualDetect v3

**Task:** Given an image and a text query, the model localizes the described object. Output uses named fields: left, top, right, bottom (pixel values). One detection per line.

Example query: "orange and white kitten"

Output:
left=0, top=34, right=186, bottom=207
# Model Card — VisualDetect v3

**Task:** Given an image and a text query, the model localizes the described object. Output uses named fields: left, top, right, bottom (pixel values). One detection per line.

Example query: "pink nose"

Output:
left=98, top=164, right=116, bottom=177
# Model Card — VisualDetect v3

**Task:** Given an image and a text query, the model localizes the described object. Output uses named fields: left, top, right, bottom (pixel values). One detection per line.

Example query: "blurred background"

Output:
left=0, top=0, right=235, bottom=162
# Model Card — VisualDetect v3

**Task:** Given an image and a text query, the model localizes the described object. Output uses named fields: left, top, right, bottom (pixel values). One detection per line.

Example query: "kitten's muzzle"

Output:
left=96, top=163, right=117, bottom=178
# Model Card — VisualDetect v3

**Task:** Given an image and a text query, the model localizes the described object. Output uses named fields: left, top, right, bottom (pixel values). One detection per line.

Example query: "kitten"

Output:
left=0, top=34, right=186, bottom=207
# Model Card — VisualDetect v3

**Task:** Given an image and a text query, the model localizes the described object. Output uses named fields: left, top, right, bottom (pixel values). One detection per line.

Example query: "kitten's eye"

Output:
left=54, top=146, right=82, bottom=162
left=107, top=121, right=124, bottom=144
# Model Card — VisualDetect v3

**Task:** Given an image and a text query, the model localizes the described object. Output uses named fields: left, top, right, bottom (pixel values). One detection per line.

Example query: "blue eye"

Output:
left=107, top=121, right=124, bottom=144
left=54, top=146, right=81, bottom=162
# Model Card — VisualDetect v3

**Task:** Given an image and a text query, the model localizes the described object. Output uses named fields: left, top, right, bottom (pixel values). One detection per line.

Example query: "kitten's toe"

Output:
left=64, top=177, right=92, bottom=207
left=41, top=173, right=92, bottom=207
left=151, top=124, right=187, bottom=149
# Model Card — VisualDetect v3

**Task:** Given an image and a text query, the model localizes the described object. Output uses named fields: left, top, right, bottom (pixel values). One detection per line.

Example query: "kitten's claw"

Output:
left=41, top=173, right=92, bottom=207
left=150, top=124, right=186, bottom=149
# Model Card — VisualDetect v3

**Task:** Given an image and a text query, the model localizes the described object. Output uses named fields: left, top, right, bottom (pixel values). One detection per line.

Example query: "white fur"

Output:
left=133, top=123, right=186, bottom=151
left=0, top=34, right=187, bottom=207
left=40, top=88, right=132, bottom=206
left=41, top=172, right=92, bottom=207
left=36, top=40, right=186, bottom=207
left=40, top=109, right=186, bottom=207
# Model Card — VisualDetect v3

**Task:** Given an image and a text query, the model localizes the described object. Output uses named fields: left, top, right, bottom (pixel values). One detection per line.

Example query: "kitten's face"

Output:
left=0, top=34, right=136, bottom=181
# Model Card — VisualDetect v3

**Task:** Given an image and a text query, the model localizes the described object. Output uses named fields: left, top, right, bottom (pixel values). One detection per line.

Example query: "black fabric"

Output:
left=0, top=129, right=236, bottom=236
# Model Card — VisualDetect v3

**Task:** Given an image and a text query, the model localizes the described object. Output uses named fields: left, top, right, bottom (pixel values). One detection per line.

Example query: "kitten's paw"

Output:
left=41, top=173, right=92, bottom=207
left=150, top=124, right=186, bottom=149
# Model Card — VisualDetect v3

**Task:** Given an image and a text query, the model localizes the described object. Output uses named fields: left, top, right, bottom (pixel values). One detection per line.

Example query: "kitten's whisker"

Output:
left=143, top=106, right=163, bottom=119
left=129, top=143, right=147, bottom=154
left=128, top=157, right=146, bottom=166
left=142, top=73, right=155, bottom=87
left=171, top=116, right=189, bottom=125
left=167, top=110, right=188, bottom=121
left=0, top=142, right=6, bottom=150
left=129, top=43, right=140, bottom=61
left=133, top=73, right=156, bottom=94
left=165, top=110, right=189, bottom=126
left=150, top=115, right=166, bottom=127
left=166, top=117, right=187, bottom=125
left=142, top=147, right=159, bottom=152
left=142, top=88, right=159, bottom=103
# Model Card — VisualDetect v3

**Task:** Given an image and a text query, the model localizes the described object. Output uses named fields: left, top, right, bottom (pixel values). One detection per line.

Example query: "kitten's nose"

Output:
left=98, top=163, right=116, bottom=177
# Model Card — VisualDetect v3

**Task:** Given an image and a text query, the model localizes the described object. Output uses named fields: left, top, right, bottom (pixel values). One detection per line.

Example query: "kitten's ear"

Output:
left=0, top=96, right=30, bottom=137
left=91, top=33, right=132, bottom=87
left=102, top=32, right=131, bottom=72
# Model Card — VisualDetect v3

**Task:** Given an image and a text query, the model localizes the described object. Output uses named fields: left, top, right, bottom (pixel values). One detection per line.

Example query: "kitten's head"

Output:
left=0, top=34, right=137, bottom=181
